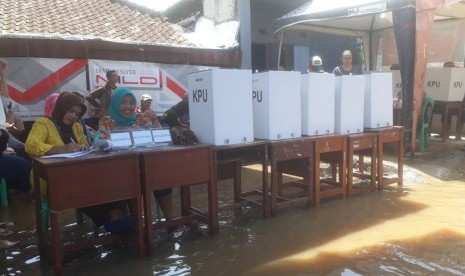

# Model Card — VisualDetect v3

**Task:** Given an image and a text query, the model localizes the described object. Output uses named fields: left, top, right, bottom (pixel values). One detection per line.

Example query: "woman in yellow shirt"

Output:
left=26, top=91, right=88, bottom=155
left=26, top=91, right=135, bottom=234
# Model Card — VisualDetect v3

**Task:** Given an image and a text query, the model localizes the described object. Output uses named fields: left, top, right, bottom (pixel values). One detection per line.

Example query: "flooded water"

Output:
left=3, top=138, right=465, bottom=275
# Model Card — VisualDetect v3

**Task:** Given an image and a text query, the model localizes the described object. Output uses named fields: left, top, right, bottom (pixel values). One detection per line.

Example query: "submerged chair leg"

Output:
left=75, top=209, right=100, bottom=237
left=0, top=178, right=8, bottom=208
left=76, top=210, right=84, bottom=224
left=419, top=127, right=425, bottom=152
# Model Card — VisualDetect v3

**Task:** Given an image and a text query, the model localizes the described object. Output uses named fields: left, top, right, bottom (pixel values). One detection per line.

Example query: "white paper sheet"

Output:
left=41, top=149, right=96, bottom=159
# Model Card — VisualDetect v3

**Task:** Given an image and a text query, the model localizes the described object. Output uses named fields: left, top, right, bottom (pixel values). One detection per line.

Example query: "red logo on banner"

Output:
left=8, top=59, right=88, bottom=103
left=166, top=76, right=186, bottom=97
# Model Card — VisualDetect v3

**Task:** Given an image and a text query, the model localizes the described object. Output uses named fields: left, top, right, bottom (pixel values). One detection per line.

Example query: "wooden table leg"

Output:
left=270, top=156, right=278, bottom=217
left=314, top=150, right=321, bottom=207
left=456, top=107, right=463, bottom=141
left=347, top=141, right=354, bottom=197
left=262, top=145, right=270, bottom=218
left=443, top=108, right=449, bottom=142
left=339, top=148, right=346, bottom=200
left=208, top=179, right=219, bottom=235
left=134, top=197, right=144, bottom=257
left=377, top=137, right=384, bottom=191
left=397, top=130, right=404, bottom=189
left=144, top=192, right=154, bottom=254
left=370, top=139, right=377, bottom=191
left=233, top=160, right=242, bottom=203
left=33, top=174, right=47, bottom=262
left=50, top=213, right=63, bottom=276
left=180, top=186, right=191, bottom=217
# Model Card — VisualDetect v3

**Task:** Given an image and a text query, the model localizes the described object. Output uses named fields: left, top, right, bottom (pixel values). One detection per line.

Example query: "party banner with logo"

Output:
left=5, top=57, right=212, bottom=121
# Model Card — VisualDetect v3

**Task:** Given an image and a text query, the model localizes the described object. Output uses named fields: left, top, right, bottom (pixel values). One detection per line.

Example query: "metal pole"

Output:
left=277, top=30, right=284, bottom=69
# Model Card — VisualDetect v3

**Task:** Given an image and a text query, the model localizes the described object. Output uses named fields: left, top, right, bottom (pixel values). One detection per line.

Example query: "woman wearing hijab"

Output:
left=26, top=92, right=88, bottom=155
left=26, top=92, right=134, bottom=234
left=96, top=87, right=173, bottom=222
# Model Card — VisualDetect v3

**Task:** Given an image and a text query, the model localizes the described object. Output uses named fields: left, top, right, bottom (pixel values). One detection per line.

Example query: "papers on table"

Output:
left=41, top=149, right=97, bottom=159
left=42, top=128, right=174, bottom=158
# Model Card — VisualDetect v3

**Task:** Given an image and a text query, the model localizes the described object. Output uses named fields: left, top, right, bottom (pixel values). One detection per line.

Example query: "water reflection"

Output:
left=2, top=140, right=465, bottom=275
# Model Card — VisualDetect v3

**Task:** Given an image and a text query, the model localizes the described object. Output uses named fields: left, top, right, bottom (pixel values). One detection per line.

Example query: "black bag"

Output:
left=169, top=126, right=199, bottom=145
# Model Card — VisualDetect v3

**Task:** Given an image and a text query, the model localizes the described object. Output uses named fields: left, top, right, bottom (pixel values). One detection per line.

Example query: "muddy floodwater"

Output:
left=3, top=138, right=465, bottom=275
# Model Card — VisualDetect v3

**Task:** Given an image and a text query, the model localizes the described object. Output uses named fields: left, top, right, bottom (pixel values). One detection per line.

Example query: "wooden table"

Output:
left=393, top=107, right=402, bottom=126
left=140, top=144, right=218, bottom=254
left=432, top=101, right=463, bottom=141
left=268, top=137, right=313, bottom=216
left=346, top=133, right=377, bottom=197
left=367, top=126, right=404, bottom=190
left=308, top=134, right=347, bottom=206
left=32, top=151, right=144, bottom=276
left=214, top=140, right=270, bottom=218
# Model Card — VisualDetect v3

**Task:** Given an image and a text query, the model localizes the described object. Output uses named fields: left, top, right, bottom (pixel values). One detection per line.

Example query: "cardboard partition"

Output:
left=424, top=68, right=465, bottom=101
left=301, top=73, right=335, bottom=136
left=188, top=69, right=254, bottom=146
left=364, top=72, right=393, bottom=129
left=252, top=71, right=301, bottom=140
left=334, top=75, right=365, bottom=134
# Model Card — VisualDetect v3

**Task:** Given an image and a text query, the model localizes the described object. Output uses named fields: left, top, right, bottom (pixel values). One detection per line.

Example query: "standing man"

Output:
left=85, top=70, right=119, bottom=129
left=307, top=56, right=325, bottom=73
left=332, top=50, right=363, bottom=76
left=136, top=94, right=161, bottom=128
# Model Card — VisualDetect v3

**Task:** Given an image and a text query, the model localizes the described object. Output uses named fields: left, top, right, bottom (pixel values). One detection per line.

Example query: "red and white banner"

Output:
left=6, top=58, right=88, bottom=121
left=5, top=57, right=213, bottom=121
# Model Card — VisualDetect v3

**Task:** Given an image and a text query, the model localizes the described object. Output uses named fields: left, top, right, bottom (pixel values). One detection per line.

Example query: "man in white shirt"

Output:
left=0, top=59, right=23, bottom=150
left=0, top=58, right=32, bottom=206
left=0, top=58, right=9, bottom=126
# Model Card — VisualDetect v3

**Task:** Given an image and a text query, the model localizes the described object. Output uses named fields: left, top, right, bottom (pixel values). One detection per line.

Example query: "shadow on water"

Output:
left=2, top=138, right=465, bottom=275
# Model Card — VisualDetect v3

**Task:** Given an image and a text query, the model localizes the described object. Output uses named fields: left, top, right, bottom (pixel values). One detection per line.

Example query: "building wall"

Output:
left=204, top=0, right=237, bottom=23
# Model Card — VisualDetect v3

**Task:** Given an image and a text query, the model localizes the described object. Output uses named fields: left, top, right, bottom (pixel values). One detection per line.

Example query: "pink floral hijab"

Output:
left=43, top=93, right=59, bottom=117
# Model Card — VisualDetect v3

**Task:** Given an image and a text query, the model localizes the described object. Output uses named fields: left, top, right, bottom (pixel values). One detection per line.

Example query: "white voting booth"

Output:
left=252, top=71, right=301, bottom=140
left=364, top=73, right=393, bottom=128
left=424, top=68, right=465, bottom=101
left=301, top=73, right=335, bottom=136
left=188, top=69, right=254, bottom=146
left=335, top=75, right=365, bottom=134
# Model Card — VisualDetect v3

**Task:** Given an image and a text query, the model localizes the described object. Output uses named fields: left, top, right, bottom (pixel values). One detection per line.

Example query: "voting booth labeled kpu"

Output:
left=364, top=72, right=393, bottom=129
left=252, top=71, right=301, bottom=140
left=424, top=68, right=465, bottom=101
left=301, top=73, right=335, bottom=136
left=188, top=69, right=254, bottom=146
left=334, top=75, right=365, bottom=134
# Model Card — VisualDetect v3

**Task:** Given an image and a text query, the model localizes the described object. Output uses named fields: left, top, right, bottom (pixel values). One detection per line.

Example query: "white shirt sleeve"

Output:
left=0, top=96, right=8, bottom=129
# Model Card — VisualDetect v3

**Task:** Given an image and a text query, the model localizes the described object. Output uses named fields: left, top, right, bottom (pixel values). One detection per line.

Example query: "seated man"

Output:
left=5, top=101, right=25, bottom=141
left=159, top=94, right=189, bottom=128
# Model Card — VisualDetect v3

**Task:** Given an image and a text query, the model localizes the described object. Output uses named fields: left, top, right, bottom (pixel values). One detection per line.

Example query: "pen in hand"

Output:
left=69, top=137, right=81, bottom=152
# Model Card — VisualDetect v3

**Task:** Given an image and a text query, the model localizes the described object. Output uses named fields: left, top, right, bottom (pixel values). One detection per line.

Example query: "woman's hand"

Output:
left=63, top=143, right=89, bottom=153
